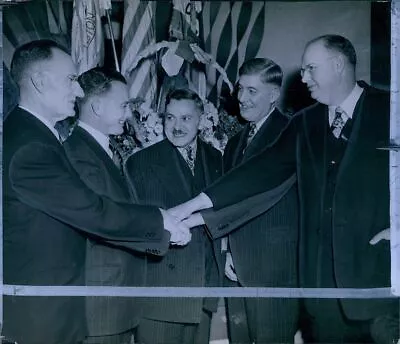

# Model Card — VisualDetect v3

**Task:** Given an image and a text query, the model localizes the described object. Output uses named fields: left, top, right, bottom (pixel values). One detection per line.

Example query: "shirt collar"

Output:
left=328, top=84, right=363, bottom=126
left=18, top=105, right=60, bottom=140
left=177, top=139, right=198, bottom=160
left=78, top=120, right=113, bottom=158
left=250, top=106, right=275, bottom=134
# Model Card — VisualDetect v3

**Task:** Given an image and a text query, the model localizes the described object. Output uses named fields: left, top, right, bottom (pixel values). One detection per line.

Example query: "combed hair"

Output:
left=238, top=58, right=283, bottom=87
left=308, top=34, right=357, bottom=66
left=10, top=39, right=69, bottom=86
left=77, top=67, right=127, bottom=108
left=165, top=88, right=204, bottom=113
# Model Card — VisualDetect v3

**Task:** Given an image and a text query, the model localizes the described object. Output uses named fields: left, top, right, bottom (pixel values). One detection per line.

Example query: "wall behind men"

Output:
left=254, top=1, right=371, bottom=113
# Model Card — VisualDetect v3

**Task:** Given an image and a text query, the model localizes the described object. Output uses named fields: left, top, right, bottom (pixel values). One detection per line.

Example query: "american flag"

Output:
left=121, top=0, right=157, bottom=106
left=3, top=1, right=69, bottom=68
left=201, top=1, right=266, bottom=103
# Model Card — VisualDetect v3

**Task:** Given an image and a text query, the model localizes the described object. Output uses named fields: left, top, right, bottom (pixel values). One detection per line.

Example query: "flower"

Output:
left=117, top=97, right=243, bottom=156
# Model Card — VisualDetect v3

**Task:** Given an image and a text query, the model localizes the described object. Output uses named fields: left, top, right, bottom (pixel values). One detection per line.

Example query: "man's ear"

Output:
left=333, top=55, right=346, bottom=74
left=30, top=71, right=46, bottom=94
left=90, top=97, right=102, bottom=117
left=270, top=86, right=281, bottom=104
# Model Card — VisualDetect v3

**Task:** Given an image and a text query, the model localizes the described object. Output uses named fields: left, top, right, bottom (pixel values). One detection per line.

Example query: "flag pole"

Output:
left=105, top=9, right=120, bottom=72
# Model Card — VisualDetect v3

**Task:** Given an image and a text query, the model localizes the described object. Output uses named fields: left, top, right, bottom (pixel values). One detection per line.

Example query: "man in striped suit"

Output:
left=125, top=88, right=223, bottom=344
left=210, top=58, right=299, bottom=344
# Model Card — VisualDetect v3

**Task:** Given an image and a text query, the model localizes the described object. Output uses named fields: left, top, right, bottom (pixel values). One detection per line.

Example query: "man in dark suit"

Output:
left=216, top=58, right=299, bottom=344
left=125, top=88, right=223, bottom=344
left=63, top=67, right=165, bottom=344
left=172, top=35, right=398, bottom=343
left=3, top=39, right=190, bottom=344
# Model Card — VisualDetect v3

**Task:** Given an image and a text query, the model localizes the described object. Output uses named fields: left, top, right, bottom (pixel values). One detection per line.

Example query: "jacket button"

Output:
left=168, top=263, right=175, bottom=270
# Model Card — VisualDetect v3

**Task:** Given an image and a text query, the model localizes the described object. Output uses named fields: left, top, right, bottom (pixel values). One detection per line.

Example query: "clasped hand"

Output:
left=160, top=209, right=191, bottom=246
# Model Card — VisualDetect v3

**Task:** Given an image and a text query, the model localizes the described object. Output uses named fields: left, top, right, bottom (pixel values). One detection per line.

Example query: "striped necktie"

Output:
left=247, top=122, right=257, bottom=146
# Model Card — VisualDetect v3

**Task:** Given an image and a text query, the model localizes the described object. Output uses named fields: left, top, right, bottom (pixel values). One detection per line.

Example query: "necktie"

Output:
left=109, top=138, right=123, bottom=173
left=184, top=145, right=195, bottom=175
left=247, top=122, right=257, bottom=146
left=331, top=107, right=347, bottom=139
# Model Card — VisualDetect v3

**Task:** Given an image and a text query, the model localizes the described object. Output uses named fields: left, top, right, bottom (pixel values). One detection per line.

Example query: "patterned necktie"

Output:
left=109, top=138, right=123, bottom=174
left=331, top=107, right=347, bottom=139
left=247, top=122, right=257, bottom=146
left=184, top=145, right=195, bottom=175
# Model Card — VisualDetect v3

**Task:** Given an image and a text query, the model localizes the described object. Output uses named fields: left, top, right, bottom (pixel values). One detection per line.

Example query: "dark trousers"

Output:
left=301, top=299, right=373, bottom=344
left=135, top=311, right=212, bottom=344
left=225, top=278, right=299, bottom=344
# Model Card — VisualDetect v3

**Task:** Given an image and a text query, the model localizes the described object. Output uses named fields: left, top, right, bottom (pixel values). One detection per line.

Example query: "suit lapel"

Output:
left=231, top=124, right=251, bottom=166
left=194, top=140, right=218, bottom=193
left=244, top=109, right=289, bottom=159
left=336, top=88, right=379, bottom=182
left=150, top=141, right=193, bottom=201
left=71, top=127, right=130, bottom=199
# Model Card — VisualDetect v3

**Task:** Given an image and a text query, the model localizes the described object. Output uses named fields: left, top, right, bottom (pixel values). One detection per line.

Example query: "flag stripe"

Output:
left=205, top=1, right=230, bottom=101
left=244, top=3, right=265, bottom=61
left=121, top=1, right=155, bottom=77
left=238, top=2, right=264, bottom=67
left=122, top=0, right=157, bottom=106
left=201, top=1, right=268, bottom=103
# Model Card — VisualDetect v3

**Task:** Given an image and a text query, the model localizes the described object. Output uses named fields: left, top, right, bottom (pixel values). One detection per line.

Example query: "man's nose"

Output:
left=301, top=69, right=310, bottom=84
left=174, top=119, right=184, bottom=130
left=237, top=89, right=246, bottom=103
left=73, top=81, right=84, bottom=97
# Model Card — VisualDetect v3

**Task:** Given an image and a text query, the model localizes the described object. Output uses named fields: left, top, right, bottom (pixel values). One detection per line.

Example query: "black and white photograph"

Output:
left=1, top=1, right=399, bottom=344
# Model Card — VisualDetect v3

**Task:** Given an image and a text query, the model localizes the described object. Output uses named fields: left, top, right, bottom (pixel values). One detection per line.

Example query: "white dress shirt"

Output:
left=328, top=83, right=364, bottom=126
left=249, top=106, right=275, bottom=137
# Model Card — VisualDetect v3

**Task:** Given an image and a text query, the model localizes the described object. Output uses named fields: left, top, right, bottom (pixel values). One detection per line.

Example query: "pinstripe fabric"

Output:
left=121, top=0, right=157, bottom=106
left=64, top=127, right=169, bottom=339
left=223, top=110, right=299, bottom=343
left=125, top=139, right=223, bottom=327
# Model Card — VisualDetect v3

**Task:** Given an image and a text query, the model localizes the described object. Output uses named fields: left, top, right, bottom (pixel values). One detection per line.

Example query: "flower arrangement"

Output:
left=110, top=96, right=243, bottom=159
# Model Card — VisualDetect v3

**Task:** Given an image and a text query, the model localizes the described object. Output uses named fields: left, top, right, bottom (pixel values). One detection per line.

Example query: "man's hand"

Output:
left=160, top=209, right=191, bottom=246
left=182, top=212, right=205, bottom=228
left=168, top=192, right=213, bottom=221
left=369, top=228, right=390, bottom=245
left=225, top=252, right=238, bottom=282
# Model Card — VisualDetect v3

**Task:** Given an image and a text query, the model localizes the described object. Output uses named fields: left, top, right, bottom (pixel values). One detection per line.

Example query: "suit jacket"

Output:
left=63, top=126, right=169, bottom=336
left=210, top=109, right=299, bottom=287
left=125, top=138, right=223, bottom=324
left=205, top=84, right=395, bottom=320
left=3, top=107, right=167, bottom=344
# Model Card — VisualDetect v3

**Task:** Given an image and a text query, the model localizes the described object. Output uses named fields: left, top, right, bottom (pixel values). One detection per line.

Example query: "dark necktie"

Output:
left=331, top=107, right=347, bottom=139
left=109, top=137, right=123, bottom=174
left=247, top=122, right=257, bottom=145
left=184, top=145, right=195, bottom=175
left=242, top=122, right=257, bottom=155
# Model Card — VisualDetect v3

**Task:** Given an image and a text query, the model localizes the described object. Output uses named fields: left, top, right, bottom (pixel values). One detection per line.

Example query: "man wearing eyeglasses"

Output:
left=171, top=35, right=398, bottom=343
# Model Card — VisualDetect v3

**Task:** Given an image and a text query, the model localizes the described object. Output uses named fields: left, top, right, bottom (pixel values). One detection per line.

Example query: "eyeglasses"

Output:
left=300, top=55, right=338, bottom=77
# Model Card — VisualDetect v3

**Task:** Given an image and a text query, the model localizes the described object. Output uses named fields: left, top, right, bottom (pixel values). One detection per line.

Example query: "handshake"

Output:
left=160, top=193, right=213, bottom=246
